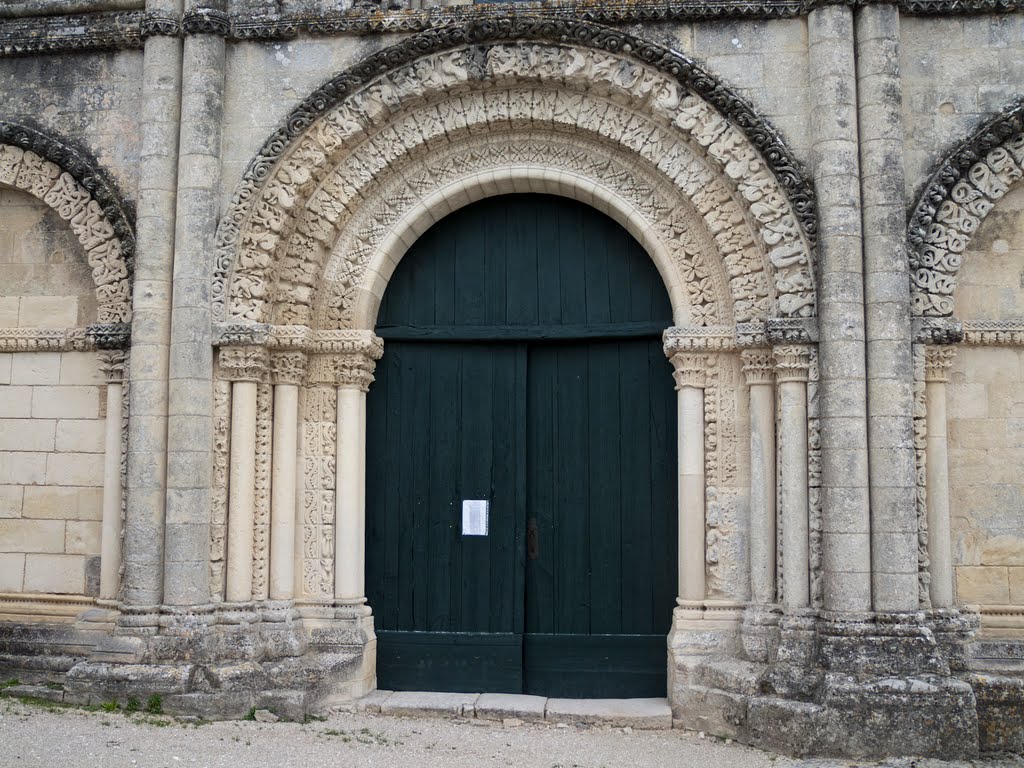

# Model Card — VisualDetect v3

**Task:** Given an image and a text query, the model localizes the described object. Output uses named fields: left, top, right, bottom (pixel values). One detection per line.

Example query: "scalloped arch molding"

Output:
left=0, top=121, right=135, bottom=325
left=213, top=19, right=818, bottom=332
left=908, top=98, right=1024, bottom=317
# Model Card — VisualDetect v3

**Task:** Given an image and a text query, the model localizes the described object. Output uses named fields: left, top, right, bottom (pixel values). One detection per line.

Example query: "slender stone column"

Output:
left=809, top=3, right=872, bottom=614
left=121, top=0, right=183, bottom=614
left=857, top=3, right=918, bottom=614
left=924, top=346, right=956, bottom=609
left=220, top=346, right=268, bottom=604
left=99, top=351, right=127, bottom=601
left=269, top=352, right=306, bottom=601
left=775, top=346, right=812, bottom=611
left=742, top=350, right=777, bottom=606
left=162, top=2, right=228, bottom=607
left=671, top=352, right=708, bottom=604
left=330, top=336, right=383, bottom=604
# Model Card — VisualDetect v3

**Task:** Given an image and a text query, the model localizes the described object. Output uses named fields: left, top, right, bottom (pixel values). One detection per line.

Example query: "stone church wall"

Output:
left=0, top=188, right=106, bottom=598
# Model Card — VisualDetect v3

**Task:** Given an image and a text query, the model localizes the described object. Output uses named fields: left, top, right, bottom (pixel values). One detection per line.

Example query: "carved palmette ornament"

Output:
left=213, top=39, right=817, bottom=330
left=300, top=386, right=337, bottom=597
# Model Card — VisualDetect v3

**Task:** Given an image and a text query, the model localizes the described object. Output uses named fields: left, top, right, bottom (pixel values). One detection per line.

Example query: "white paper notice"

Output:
left=461, top=499, right=489, bottom=536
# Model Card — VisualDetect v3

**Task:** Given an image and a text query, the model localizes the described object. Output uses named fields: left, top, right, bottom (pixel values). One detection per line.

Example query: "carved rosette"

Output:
left=270, top=351, right=308, bottom=386
left=772, top=345, right=811, bottom=383
left=924, top=346, right=956, bottom=383
left=218, top=346, right=270, bottom=383
left=97, top=350, right=128, bottom=383
left=671, top=353, right=711, bottom=390
left=740, top=349, right=774, bottom=387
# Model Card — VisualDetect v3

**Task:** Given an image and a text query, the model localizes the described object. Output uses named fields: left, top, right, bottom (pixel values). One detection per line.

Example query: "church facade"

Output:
left=0, top=0, right=1022, bottom=757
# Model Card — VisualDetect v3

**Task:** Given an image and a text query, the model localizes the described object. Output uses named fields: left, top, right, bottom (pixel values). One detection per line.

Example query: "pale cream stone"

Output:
left=0, top=353, right=12, bottom=384
left=0, top=553, right=25, bottom=591
left=22, top=486, right=97, bottom=520
left=0, top=451, right=46, bottom=485
left=957, top=565, right=1010, bottom=605
left=55, top=419, right=105, bottom=453
left=23, top=553, right=84, bottom=594
left=0, top=386, right=32, bottom=418
left=18, top=296, right=78, bottom=328
left=270, top=383, right=298, bottom=601
left=0, top=485, right=22, bottom=518
left=99, top=379, right=122, bottom=600
left=980, top=534, right=1024, bottom=566
left=1010, top=568, right=1024, bottom=605
left=0, top=418, right=54, bottom=451
left=10, top=353, right=61, bottom=386
left=45, top=452, right=104, bottom=487
left=77, top=488, right=103, bottom=521
left=31, top=386, right=99, bottom=419
left=335, top=386, right=367, bottom=602
left=65, top=520, right=101, bottom=555
left=0, top=519, right=65, bottom=553
left=59, top=352, right=104, bottom=385
left=227, top=380, right=257, bottom=602
left=0, top=298, right=18, bottom=327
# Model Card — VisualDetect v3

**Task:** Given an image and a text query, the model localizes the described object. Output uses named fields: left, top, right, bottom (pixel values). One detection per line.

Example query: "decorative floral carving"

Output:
left=0, top=327, right=90, bottom=352
left=806, top=347, right=823, bottom=609
left=270, top=351, right=308, bottom=386
left=924, top=345, right=957, bottom=383
left=252, top=383, right=273, bottom=601
left=670, top=352, right=711, bottom=390
left=301, top=386, right=337, bottom=597
left=908, top=100, right=1024, bottom=317
left=740, top=349, right=774, bottom=386
left=912, top=344, right=930, bottom=608
left=772, top=344, right=811, bottom=383
left=213, top=35, right=817, bottom=330
left=0, top=126, right=135, bottom=324
left=98, top=350, right=127, bottom=383
left=211, top=379, right=231, bottom=601
left=218, top=346, right=270, bottom=383
left=961, top=319, right=1024, bottom=346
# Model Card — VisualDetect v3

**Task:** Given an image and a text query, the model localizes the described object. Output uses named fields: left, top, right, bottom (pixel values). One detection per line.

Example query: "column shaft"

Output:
left=779, top=385, right=810, bottom=610
left=227, top=381, right=257, bottom=603
left=335, top=387, right=368, bottom=603
left=857, top=2, right=918, bottom=613
left=925, top=347, right=956, bottom=608
left=100, top=379, right=124, bottom=600
left=809, top=4, right=872, bottom=613
left=270, top=383, right=299, bottom=601
left=122, top=2, right=183, bottom=608
left=163, top=16, right=226, bottom=605
left=749, top=381, right=777, bottom=605
left=672, top=352, right=707, bottom=604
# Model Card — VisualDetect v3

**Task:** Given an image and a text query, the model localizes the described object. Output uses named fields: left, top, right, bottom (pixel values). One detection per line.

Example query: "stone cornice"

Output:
left=961, top=320, right=1024, bottom=346
left=663, top=326, right=737, bottom=357
left=1, top=1, right=1016, bottom=58
left=0, top=327, right=93, bottom=352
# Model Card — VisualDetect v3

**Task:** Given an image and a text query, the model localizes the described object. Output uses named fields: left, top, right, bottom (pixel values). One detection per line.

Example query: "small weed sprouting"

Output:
left=101, top=700, right=120, bottom=713
left=243, top=707, right=257, bottom=721
left=44, top=682, right=63, bottom=691
left=145, top=694, right=163, bottom=715
left=2, top=678, right=19, bottom=688
left=125, top=697, right=140, bottom=713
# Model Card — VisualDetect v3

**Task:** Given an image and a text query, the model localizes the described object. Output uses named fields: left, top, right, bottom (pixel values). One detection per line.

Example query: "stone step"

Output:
left=355, top=690, right=672, bottom=729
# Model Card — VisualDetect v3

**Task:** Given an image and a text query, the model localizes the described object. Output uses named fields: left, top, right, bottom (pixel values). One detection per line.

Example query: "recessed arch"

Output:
left=213, top=21, right=818, bottom=332
left=908, top=98, right=1024, bottom=318
left=0, top=121, right=135, bottom=325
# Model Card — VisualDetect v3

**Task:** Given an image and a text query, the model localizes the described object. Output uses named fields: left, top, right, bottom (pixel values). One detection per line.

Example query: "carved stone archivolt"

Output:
left=908, top=99, right=1024, bottom=317
left=0, top=122, right=134, bottom=325
left=214, top=33, right=817, bottom=334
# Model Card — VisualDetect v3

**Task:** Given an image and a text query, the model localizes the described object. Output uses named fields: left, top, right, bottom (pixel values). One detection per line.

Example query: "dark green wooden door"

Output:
left=366, top=194, right=677, bottom=697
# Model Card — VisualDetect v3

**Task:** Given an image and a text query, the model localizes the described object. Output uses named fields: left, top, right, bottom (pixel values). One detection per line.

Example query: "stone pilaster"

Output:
left=808, top=3, right=872, bottom=615
left=121, top=0, right=183, bottom=618
left=163, top=0, right=227, bottom=607
left=98, top=350, right=127, bottom=603
left=924, top=345, right=956, bottom=609
left=857, top=2, right=918, bottom=614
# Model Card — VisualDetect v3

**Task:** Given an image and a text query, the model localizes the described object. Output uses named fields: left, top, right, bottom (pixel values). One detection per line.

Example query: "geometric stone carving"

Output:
left=908, top=99, right=1024, bottom=317
left=213, top=36, right=817, bottom=331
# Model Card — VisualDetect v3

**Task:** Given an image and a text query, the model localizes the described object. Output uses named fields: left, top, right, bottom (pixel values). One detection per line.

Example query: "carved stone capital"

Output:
left=140, top=14, right=182, bottom=38
left=270, top=351, right=308, bottom=386
left=310, top=329, right=384, bottom=358
left=741, top=349, right=775, bottom=386
left=98, top=350, right=128, bottom=383
left=671, top=352, right=711, bottom=390
left=662, top=325, right=736, bottom=358
left=308, top=351, right=379, bottom=392
left=766, top=317, right=818, bottom=345
left=219, top=345, right=269, bottom=383
left=913, top=316, right=964, bottom=345
left=924, top=346, right=956, bottom=383
left=773, top=344, right=811, bottom=383
left=212, top=322, right=271, bottom=348
left=182, top=8, right=230, bottom=37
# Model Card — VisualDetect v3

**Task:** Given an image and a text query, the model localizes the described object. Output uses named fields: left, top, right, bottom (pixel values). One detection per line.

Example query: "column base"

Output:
left=55, top=599, right=376, bottom=720
left=740, top=603, right=781, bottom=663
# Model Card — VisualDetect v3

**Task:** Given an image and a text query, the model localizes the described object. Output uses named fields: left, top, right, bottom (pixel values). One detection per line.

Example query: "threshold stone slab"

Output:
left=355, top=689, right=393, bottom=713
left=474, top=693, right=547, bottom=722
left=545, top=697, right=672, bottom=729
left=380, top=691, right=479, bottom=717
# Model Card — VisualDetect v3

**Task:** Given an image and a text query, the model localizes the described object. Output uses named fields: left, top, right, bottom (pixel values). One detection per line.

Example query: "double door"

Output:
left=365, top=337, right=677, bottom=697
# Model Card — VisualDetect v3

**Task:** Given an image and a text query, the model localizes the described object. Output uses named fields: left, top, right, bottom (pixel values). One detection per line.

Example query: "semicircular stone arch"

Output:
left=908, top=99, right=1024, bottom=318
left=0, top=121, right=135, bottom=325
left=213, top=21, right=817, bottom=332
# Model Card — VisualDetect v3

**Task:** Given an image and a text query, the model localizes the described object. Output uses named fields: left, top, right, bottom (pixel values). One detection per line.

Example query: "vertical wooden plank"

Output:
left=525, top=344, right=556, bottom=635
left=648, top=339, right=678, bottom=631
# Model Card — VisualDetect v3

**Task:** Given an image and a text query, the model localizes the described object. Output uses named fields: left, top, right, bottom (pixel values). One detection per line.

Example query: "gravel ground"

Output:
left=2, top=697, right=1023, bottom=768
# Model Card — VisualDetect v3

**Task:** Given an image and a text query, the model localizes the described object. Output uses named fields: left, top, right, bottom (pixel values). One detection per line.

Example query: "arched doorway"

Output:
left=366, top=194, right=678, bottom=697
